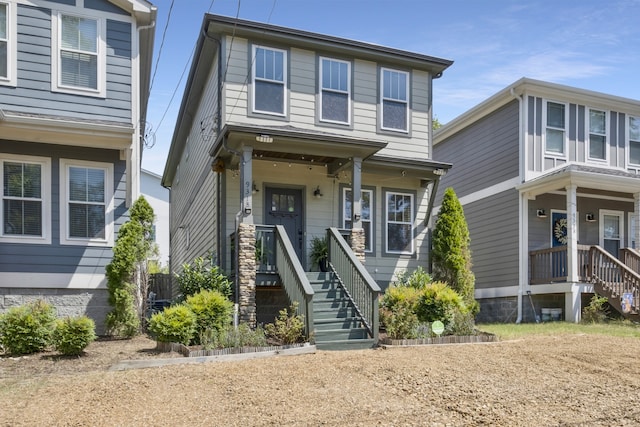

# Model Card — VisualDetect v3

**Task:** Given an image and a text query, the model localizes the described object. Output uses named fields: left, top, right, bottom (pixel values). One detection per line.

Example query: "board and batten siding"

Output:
left=169, top=53, right=220, bottom=274
left=221, top=36, right=432, bottom=160
left=0, top=3, right=132, bottom=123
left=0, top=140, right=126, bottom=280
left=526, top=96, right=632, bottom=175
left=434, top=100, right=520, bottom=202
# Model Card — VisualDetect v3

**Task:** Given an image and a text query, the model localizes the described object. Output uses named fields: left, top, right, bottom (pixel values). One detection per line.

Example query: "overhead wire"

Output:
left=149, top=0, right=175, bottom=94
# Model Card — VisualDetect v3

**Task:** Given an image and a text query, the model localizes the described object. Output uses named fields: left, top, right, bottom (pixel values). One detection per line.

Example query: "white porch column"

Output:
left=240, top=146, right=254, bottom=224
left=634, top=193, right=640, bottom=249
left=565, top=184, right=580, bottom=322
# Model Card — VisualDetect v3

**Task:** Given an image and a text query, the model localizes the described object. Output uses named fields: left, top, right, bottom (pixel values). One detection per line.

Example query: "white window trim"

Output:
left=0, top=154, right=51, bottom=244
left=586, top=107, right=608, bottom=163
left=342, top=187, right=373, bottom=253
left=319, top=56, right=351, bottom=125
left=59, top=158, right=114, bottom=247
left=628, top=115, right=640, bottom=167
left=385, top=190, right=414, bottom=255
left=51, top=11, right=106, bottom=98
left=380, top=67, right=409, bottom=133
left=628, top=212, right=636, bottom=250
left=599, top=209, right=624, bottom=252
left=251, top=44, right=287, bottom=116
left=0, top=0, right=17, bottom=86
left=543, top=100, right=568, bottom=157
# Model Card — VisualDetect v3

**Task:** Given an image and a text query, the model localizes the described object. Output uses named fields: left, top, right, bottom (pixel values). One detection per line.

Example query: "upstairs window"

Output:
left=252, top=45, right=286, bottom=115
left=588, top=109, right=607, bottom=161
left=629, top=116, right=640, bottom=166
left=52, top=13, right=105, bottom=97
left=545, top=101, right=566, bottom=156
left=320, top=57, right=350, bottom=124
left=1, top=155, right=50, bottom=244
left=0, top=1, right=16, bottom=86
left=380, top=68, right=409, bottom=132
left=60, top=159, right=113, bottom=246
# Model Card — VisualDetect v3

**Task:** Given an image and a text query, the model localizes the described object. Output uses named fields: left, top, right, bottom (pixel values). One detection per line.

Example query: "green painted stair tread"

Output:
left=314, top=338, right=377, bottom=351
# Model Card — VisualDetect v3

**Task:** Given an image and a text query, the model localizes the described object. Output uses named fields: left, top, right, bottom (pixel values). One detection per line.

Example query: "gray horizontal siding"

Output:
left=0, top=4, right=132, bottom=123
left=463, top=189, right=520, bottom=290
left=434, top=100, right=520, bottom=202
left=0, top=140, right=127, bottom=275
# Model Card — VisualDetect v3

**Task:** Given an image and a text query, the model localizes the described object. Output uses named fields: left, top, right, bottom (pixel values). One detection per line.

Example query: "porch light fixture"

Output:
left=256, top=134, right=273, bottom=143
left=252, top=182, right=259, bottom=194
left=536, top=209, right=547, bottom=218
left=586, top=213, right=596, bottom=222
left=313, top=186, right=323, bottom=198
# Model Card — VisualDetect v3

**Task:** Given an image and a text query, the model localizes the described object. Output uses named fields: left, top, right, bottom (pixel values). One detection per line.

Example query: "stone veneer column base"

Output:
left=350, top=228, right=365, bottom=263
left=237, top=223, right=257, bottom=328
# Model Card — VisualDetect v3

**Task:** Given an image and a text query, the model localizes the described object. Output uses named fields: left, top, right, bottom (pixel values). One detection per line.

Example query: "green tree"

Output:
left=105, top=196, right=156, bottom=337
left=431, top=187, right=478, bottom=314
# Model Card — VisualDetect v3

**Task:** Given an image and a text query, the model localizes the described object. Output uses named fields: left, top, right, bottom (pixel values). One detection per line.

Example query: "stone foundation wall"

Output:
left=0, top=288, right=110, bottom=334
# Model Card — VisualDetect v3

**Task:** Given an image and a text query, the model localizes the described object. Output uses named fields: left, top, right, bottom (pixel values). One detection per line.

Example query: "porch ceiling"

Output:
left=211, top=123, right=388, bottom=171
left=518, top=164, right=640, bottom=198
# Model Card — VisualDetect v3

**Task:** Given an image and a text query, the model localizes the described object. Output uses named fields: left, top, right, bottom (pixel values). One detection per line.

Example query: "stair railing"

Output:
left=589, top=245, right=640, bottom=315
left=326, top=227, right=381, bottom=341
left=273, top=225, right=314, bottom=338
left=620, top=247, right=640, bottom=274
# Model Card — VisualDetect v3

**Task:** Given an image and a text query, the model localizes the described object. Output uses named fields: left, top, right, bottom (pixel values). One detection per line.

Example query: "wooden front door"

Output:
left=265, top=187, right=304, bottom=260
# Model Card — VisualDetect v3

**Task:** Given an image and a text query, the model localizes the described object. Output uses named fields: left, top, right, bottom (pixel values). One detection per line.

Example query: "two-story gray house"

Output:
left=162, top=15, right=452, bottom=349
left=434, top=78, right=640, bottom=324
left=0, top=0, right=156, bottom=333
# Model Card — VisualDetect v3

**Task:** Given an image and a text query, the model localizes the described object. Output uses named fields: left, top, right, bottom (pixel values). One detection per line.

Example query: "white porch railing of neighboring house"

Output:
left=529, top=245, right=591, bottom=284
left=326, top=227, right=381, bottom=341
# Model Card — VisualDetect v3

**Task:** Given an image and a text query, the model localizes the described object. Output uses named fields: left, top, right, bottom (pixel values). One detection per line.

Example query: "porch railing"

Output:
left=589, top=245, right=640, bottom=316
left=620, top=248, right=640, bottom=275
left=529, top=244, right=590, bottom=284
left=326, top=227, right=380, bottom=340
left=273, top=225, right=314, bottom=338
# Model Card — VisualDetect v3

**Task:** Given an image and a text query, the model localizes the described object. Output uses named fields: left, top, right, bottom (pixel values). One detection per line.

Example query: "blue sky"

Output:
left=142, top=0, right=640, bottom=175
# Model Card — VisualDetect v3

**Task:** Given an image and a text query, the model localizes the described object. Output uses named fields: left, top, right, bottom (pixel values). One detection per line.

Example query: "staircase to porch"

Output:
left=307, top=272, right=376, bottom=350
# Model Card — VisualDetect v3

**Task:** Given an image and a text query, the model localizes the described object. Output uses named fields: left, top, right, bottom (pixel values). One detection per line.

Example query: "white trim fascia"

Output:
left=547, top=190, right=634, bottom=203
left=0, top=0, right=17, bottom=87
left=474, top=285, right=520, bottom=299
left=0, top=110, right=134, bottom=134
left=0, top=272, right=107, bottom=289
left=17, top=0, right=138, bottom=23
left=527, top=282, right=593, bottom=295
left=432, top=176, right=520, bottom=213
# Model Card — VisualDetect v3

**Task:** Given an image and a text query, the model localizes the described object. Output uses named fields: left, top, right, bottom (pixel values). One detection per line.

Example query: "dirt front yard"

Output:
left=1, top=333, right=640, bottom=426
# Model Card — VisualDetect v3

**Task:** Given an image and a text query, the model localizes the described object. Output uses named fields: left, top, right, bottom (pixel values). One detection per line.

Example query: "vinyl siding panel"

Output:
left=463, top=189, right=520, bottom=290
left=0, top=140, right=126, bottom=281
left=0, top=4, right=132, bottom=123
left=434, top=100, right=520, bottom=201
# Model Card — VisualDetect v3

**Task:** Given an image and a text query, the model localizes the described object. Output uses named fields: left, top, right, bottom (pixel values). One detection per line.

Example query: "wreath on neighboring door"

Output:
left=554, top=217, right=568, bottom=245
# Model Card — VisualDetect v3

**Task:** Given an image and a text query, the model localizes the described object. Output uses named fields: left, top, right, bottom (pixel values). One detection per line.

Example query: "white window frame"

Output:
left=0, top=154, right=51, bottom=244
left=251, top=45, right=287, bottom=116
left=342, top=187, right=373, bottom=253
left=380, top=67, right=409, bottom=133
left=59, top=158, right=114, bottom=247
left=319, top=57, right=351, bottom=125
left=543, top=100, right=568, bottom=157
left=599, top=209, right=624, bottom=256
left=0, top=0, right=17, bottom=86
left=628, top=212, right=636, bottom=250
left=51, top=11, right=106, bottom=97
left=384, top=190, right=414, bottom=255
left=587, top=108, right=608, bottom=162
left=628, top=116, right=640, bottom=167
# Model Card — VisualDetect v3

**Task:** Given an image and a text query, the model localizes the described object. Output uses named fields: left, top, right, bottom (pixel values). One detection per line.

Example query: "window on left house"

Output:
left=380, top=68, right=409, bottom=132
left=629, top=116, right=640, bottom=166
left=588, top=109, right=607, bottom=161
left=252, top=45, right=287, bottom=115
left=0, top=1, right=16, bottom=86
left=320, top=57, right=350, bottom=124
left=1, top=155, right=50, bottom=244
left=385, top=190, right=414, bottom=255
left=53, top=12, right=105, bottom=96
left=60, top=159, right=113, bottom=246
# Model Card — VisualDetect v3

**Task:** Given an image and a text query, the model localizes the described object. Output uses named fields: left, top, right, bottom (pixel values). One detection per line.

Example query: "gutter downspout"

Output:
left=511, top=87, right=525, bottom=324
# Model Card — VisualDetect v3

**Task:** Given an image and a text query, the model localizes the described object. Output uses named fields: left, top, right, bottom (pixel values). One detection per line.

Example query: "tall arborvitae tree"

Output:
left=431, top=187, right=478, bottom=314
left=105, top=196, right=155, bottom=337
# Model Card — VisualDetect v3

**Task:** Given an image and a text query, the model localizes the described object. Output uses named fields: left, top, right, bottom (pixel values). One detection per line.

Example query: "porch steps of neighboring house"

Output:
left=307, top=272, right=376, bottom=351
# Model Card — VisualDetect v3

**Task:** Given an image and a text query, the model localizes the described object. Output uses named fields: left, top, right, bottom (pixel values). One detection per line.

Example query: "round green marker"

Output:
left=431, top=320, right=444, bottom=336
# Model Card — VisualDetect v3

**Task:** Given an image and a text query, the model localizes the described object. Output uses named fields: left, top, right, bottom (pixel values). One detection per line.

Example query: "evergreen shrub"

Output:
left=52, top=316, right=97, bottom=356
left=148, top=305, right=197, bottom=345
left=184, top=290, right=234, bottom=344
left=176, top=256, right=232, bottom=299
left=0, top=300, right=56, bottom=355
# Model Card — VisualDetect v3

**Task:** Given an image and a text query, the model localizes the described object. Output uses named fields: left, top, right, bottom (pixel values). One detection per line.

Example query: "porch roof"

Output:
left=518, top=164, right=640, bottom=198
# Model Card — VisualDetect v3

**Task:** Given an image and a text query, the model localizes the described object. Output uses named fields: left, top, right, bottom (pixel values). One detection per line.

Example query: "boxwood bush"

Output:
left=0, top=300, right=56, bottom=355
left=184, top=290, right=234, bottom=344
left=52, top=316, right=97, bottom=356
left=148, top=305, right=197, bottom=345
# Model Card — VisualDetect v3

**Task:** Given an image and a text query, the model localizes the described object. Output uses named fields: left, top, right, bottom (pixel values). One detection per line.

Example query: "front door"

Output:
left=265, top=187, right=304, bottom=260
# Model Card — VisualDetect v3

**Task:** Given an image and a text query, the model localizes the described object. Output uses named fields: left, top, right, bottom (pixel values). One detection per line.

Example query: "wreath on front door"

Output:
left=554, top=218, right=568, bottom=245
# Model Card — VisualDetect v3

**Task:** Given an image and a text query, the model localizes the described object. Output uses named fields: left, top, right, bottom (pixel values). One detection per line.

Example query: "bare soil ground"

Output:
left=1, top=333, right=640, bottom=426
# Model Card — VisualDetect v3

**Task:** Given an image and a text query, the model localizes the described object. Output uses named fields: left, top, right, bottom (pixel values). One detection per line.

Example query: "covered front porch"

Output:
left=521, top=164, right=640, bottom=322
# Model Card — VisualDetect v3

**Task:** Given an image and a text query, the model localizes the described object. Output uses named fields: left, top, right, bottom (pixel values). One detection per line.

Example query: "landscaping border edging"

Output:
left=379, top=333, right=497, bottom=347
left=109, top=343, right=316, bottom=371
